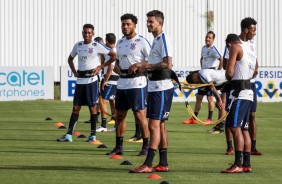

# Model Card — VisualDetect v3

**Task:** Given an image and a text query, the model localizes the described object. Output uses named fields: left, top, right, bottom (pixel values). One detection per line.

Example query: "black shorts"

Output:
left=197, top=87, right=213, bottom=96
left=73, top=80, right=99, bottom=107
left=115, top=87, right=147, bottom=111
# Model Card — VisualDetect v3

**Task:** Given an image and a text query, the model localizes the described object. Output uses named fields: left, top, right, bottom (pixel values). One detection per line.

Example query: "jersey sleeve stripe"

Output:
left=161, top=33, right=169, bottom=57
left=97, top=42, right=111, bottom=50
left=139, top=35, right=152, bottom=48
left=213, top=46, right=222, bottom=57
left=199, top=73, right=209, bottom=84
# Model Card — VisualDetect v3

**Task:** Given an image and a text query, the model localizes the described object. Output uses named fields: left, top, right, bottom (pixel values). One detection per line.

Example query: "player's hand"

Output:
left=216, top=101, right=224, bottom=110
left=94, top=66, right=103, bottom=75
left=101, top=80, right=109, bottom=90
left=128, top=64, right=139, bottom=75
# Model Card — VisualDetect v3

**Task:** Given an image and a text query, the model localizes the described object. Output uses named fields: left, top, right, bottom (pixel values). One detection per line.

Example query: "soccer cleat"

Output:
left=129, top=164, right=153, bottom=173
left=57, top=134, right=73, bottom=142
left=108, top=127, right=116, bottom=132
left=205, top=119, right=212, bottom=124
left=138, top=146, right=148, bottom=156
left=107, top=119, right=115, bottom=125
left=106, top=147, right=123, bottom=156
left=225, top=147, right=234, bottom=155
left=221, top=164, right=243, bottom=173
left=182, top=118, right=197, bottom=124
left=96, top=126, right=108, bottom=132
left=251, top=149, right=262, bottom=156
left=86, top=135, right=96, bottom=142
left=153, top=164, right=169, bottom=172
left=125, top=136, right=143, bottom=143
left=208, top=126, right=224, bottom=134
left=243, top=166, right=252, bottom=173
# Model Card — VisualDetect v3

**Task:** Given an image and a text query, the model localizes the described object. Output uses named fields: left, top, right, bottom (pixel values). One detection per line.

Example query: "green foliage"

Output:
left=0, top=101, right=282, bottom=184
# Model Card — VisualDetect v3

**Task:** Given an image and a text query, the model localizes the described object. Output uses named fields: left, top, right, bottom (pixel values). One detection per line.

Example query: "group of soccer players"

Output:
left=56, top=9, right=261, bottom=173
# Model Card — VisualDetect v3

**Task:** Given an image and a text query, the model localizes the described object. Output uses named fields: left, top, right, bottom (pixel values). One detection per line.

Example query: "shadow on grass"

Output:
left=0, top=165, right=129, bottom=172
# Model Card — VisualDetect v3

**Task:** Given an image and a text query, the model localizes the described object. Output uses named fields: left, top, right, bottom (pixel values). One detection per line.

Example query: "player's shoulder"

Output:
left=117, top=36, right=126, bottom=45
left=75, top=41, right=84, bottom=47
left=137, top=35, right=151, bottom=46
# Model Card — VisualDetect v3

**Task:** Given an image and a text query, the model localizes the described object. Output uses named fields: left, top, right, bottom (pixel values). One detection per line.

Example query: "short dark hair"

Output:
left=106, top=33, right=116, bottom=44
left=83, top=24, right=94, bottom=30
left=225, top=33, right=239, bottom=45
left=146, top=10, right=164, bottom=25
left=186, top=70, right=199, bottom=84
left=241, top=17, right=257, bottom=32
left=94, top=37, right=103, bottom=43
left=207, top=31, right=216, bottom=39
left=120, top=13, right=138, bottom=24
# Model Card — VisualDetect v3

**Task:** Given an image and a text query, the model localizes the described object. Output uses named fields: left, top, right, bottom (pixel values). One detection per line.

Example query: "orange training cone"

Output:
left=54, top=122, right=64, bottom=127
left=90, top=140, right=102, bottom=145
left=147, top=174, right=161, bottom=179
left=110, top=154, right=123, bottom=160
left=73, top=131, right=81, bottom=136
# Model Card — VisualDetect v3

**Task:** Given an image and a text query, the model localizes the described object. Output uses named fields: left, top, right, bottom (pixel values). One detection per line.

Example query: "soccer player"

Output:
left=221, top=33, right=254, bottom=173
left=57, top=24, right=116, bottom=142
left=130, top=10, right=174, bottom=173
left=96, top=33, right=118, bottom=132
left=185, top=69, right=224, bottom=110
left=224, top=18, right=261, bottom=156
left=182, top=31, right=223, bottom=126
left=105, top=13, right=151, bottom=156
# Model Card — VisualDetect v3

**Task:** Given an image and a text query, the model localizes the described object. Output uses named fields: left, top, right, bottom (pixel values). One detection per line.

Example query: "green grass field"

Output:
left=0, top=101, right=282, bottom=184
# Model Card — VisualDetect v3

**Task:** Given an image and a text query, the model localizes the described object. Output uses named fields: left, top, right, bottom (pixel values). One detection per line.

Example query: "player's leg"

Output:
left=107, top=89, right=129, bottom=155
left=57, top=84, right=84, bottom=142
left=206, top=92, right=214, bottom=123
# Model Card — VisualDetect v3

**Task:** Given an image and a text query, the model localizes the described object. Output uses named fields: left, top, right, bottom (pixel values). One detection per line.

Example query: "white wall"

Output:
left=0, top=0, right=281, bottom=81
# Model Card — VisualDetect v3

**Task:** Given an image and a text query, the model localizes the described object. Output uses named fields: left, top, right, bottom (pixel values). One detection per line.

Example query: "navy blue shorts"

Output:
left=101, top=83, right=117, bottom=101
left=226, top=99, right=252, bottom=130
left=115, top=87, right=147, bottom=111
left=250, top=82, right=257, bottom=112
left=197, top=87, right=213, bottom=96
left=146, top=88, right=174, bottom=120
left=73, top=80, right=99, bottom=107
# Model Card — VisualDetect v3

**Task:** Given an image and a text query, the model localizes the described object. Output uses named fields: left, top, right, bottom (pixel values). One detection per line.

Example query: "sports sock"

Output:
left=251, top=140, right=256, bottom=150
left=194, top=112, right=199, bottom=117
left=234, top=150, right=243, bottom=166
left=134, top=123, right=141, bottom=138
left=208, top=111, right=213, bottom=120
left=159, top=148, right=168, bottom=166
left=144, top=148, right=156, bottom=167
left=101, top=118, right=107, bottom=128
left=243, top=152, right=251, bottom=167
left=227, top=140, right=233, bottom=149
left=67, top=113, right=79, bottom=135
left=90, top=114, right=98, bottom=136
left=142, top=138, right=149, bottom=148
left=116, top=137, right=123, bottom=149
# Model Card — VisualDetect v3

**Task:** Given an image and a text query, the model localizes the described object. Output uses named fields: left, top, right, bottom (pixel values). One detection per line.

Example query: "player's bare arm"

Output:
left=67, top=55, right=78, bottom=77
left=95, top=50, right=117, bottom=75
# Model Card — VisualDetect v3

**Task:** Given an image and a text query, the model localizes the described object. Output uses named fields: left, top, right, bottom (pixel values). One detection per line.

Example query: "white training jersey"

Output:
left=116, top=34, right=151, bottom=89
left=201, top=45, right=222, bottom=69
left=70, top=40, right=111, bottom=84
left=103, top=48, right=118, bottom=85
left=148, top=32, right=174, bottom=92
left=230, top=43, right=253, bottom=101
left=224, top=39, right=257, bottom=83
left=199, top=69, right=226, bottom=86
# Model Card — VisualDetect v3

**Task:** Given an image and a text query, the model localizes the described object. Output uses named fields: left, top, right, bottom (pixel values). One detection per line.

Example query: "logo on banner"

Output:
left=0, top=69, right=48, bottom=99
left=256, top=80, right=282, bottom=99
